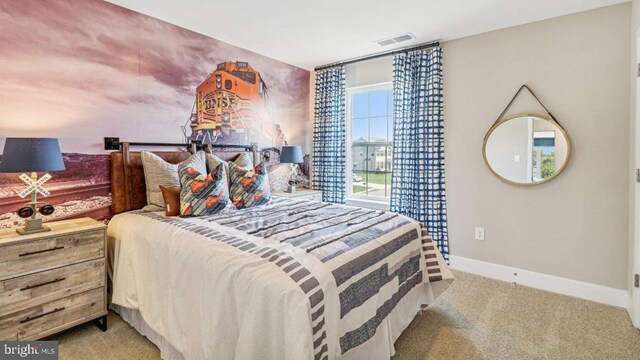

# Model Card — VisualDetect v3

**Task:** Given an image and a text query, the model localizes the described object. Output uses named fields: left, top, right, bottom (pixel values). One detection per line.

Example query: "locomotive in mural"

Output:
left=185, top=61, right=286, bottom=147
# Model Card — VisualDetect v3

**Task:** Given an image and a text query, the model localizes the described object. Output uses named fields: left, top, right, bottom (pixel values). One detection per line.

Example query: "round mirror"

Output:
left=483, top=113, right=570, bottom=185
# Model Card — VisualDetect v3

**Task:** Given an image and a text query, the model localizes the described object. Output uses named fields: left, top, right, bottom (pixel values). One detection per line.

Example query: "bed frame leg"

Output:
left=95, top=315, right=108, bottom=332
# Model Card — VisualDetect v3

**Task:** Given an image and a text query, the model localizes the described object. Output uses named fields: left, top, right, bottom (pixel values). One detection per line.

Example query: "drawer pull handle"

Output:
left=18, top=246, right=64, bottom=257
left=20, top=307, right=65, bottom=324
left=20, top=277, right=66, bottom=291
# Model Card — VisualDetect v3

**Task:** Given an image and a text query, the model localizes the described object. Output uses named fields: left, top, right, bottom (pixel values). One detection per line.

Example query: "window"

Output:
left=532, top=131, right=556, bottom=181
left=346, top=84, right=393, bottom=202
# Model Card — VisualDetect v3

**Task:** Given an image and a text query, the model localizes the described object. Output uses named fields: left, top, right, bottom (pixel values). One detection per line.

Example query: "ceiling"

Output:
left=106, top=0, right=628, bottom=70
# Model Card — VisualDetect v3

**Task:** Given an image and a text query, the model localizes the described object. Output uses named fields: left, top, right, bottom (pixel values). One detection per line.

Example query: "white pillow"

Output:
left=267, top=163, right=292, bottom=192
left=141, top=151, right=207, bottom=209
left=205, top=152, right=254, bottom=183
left=234, top=152, right=254, bottom=169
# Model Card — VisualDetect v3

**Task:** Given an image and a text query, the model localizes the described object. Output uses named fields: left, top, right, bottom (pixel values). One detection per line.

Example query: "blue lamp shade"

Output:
left=0, top=138, right=65, bottom=173
left=280, top=146, right=303, bottom=164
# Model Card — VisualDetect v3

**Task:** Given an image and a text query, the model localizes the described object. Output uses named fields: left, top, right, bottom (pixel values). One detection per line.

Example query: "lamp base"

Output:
left=16, top=218, right=51, bottom=235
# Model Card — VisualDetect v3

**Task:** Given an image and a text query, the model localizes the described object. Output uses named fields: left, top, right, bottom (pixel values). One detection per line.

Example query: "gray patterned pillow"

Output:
left=141, top=151, right=207, bottom=209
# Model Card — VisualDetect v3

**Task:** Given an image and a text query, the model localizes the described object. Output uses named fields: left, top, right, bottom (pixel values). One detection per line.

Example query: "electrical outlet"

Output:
left=474, top=227, right=485, bottom=241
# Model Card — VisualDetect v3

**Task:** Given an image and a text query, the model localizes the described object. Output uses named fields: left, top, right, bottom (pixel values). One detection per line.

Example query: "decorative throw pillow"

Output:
left=229, top=162, right=271, bottom=209
left=159, top=185, right=181, bottom=216
left=141, top=151, right=207, bottom=209
left=179, top=162, right=229, bottom=217
left=205, top=153, right=226, bottom=174
left=205, top=152, right=254, bottom=183
left=267, top=163, right=292, bottom=192
left=233, top=152, right=254, bottom=169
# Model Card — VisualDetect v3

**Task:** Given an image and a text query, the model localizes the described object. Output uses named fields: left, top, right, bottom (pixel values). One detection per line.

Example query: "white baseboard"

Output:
left=630, top=291, right=640, bottom=328
left=449, top=255, right=627, bottom=308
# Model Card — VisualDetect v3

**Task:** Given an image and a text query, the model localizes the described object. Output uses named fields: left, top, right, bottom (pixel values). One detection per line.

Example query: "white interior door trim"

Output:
left=631, top=28, right=640, bottom=328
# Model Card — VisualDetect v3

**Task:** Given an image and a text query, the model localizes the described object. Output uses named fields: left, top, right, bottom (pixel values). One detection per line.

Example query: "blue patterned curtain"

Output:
left=390, top=47, right=449, bottom=260
left=312, top=66, right=346, bottom=204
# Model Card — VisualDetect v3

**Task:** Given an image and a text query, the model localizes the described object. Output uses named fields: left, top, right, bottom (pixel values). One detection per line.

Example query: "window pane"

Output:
left=347, top=87, right=393, bottom=201
left=352, top=118, right=368, bottom=142
left=351, top=145, right=368, bottom=171
left=365, top=170, right=386, bottom=198
left=371, top=146, right=386, bottom=171
left=369, top=117, right=388, bottom=142
left=352, top=170, right=367, bottom=196
left=369, top=90, right=388, bottom=117
left=352, top=93, right=368, bottom=118
left=384, top=171, right=392, bottom=198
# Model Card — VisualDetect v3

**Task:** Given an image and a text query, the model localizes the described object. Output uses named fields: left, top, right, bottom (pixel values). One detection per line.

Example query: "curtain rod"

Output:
left=314, top=40, right=440, bottom=71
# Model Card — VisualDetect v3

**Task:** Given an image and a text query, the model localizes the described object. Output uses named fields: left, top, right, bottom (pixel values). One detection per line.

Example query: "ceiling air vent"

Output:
left=375, top=33, right=415, bottom=47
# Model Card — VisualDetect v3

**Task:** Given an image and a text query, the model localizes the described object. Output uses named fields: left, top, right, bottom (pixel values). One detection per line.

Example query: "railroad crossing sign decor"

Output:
left=18, top=173, right=52, bottom=198
left=14, top=172, right=56, bottom=235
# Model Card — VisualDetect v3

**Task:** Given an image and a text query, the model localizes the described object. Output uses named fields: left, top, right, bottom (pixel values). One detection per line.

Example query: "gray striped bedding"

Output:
left=110, top=197, right=453, bottom=360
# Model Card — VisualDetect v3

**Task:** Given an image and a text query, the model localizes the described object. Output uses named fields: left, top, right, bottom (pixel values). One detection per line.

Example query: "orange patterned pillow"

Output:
left=178, top=163, right=229, bottom=217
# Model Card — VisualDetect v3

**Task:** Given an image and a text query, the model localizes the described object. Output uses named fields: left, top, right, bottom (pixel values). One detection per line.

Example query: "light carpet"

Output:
left=50, top=271, right=640, bottom=359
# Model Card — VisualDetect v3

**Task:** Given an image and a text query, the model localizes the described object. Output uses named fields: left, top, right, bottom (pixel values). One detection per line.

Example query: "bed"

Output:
left=107, top=143, right=453, bottom=360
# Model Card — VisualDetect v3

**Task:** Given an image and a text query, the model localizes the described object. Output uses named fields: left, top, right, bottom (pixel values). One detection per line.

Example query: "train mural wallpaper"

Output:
left=188, top=61, right=285, bottom=147
left=0, top=0, right=310, bottom=228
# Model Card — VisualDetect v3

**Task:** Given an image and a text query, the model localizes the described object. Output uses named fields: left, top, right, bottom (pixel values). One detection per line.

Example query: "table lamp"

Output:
left=0, top=138, right=65, bottom=235
left=280, top=146, right=303, bottom=193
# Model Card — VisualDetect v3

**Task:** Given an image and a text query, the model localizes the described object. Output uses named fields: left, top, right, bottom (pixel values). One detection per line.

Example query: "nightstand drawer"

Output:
left=0, top=259, right=105, bottom=315
left=0, top=287, right=105, bottom=341
left=0, top=229, right=104, bottom=281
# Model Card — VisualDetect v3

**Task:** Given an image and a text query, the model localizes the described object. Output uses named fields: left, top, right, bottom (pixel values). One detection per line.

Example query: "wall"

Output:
left=0, top=0, right=310, bottom=227
left=444, top=3, right=631, bottom=289
left=345, top=57, right=393, bottom=88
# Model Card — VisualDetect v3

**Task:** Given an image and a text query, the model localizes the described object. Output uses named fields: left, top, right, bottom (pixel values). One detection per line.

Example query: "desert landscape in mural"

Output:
left=0, top=0, right=309, bottom=227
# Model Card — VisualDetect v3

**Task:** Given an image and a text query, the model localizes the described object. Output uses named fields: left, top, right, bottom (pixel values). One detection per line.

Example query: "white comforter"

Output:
left=109, top=198, right=453, bottom=360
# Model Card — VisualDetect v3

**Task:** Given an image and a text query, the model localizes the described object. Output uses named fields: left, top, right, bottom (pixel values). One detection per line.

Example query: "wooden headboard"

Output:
left=110, top=142, right=258, bottom=215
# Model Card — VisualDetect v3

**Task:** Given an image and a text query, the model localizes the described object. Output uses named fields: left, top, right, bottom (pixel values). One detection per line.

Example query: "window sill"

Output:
left=346, top=198, right=390, bottom=211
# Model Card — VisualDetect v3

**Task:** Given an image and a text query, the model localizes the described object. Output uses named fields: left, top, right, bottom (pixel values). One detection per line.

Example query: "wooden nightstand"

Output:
left=272, top=189, right=323, bottom=202
left=0, top=217, right=108, bottom=340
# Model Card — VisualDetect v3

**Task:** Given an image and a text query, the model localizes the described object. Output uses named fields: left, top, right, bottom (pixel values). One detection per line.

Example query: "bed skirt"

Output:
left=111, top=304, right=184, bottom=360
left=111, top=280, right=446, bottom=360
